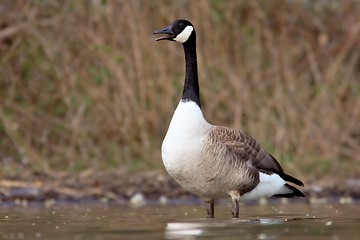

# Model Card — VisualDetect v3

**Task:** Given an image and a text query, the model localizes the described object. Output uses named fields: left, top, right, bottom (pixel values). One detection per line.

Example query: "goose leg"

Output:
left=204, top=198, right=214, bottom=218
left=229, top=190, right=240, bottom=218
left=231, top=198, right=239, bottom=218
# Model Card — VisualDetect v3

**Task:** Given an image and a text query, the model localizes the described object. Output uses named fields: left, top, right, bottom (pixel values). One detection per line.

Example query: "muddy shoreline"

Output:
left=1, top=170, right=359, bottom=207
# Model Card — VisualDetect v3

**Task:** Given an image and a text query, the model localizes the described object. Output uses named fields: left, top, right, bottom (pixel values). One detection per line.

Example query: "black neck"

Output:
left=181, top=33, right=201, bottom=107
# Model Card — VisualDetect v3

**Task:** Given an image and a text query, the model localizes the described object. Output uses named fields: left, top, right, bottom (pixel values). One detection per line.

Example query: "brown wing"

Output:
left=210, top=126, right=303, bottom=186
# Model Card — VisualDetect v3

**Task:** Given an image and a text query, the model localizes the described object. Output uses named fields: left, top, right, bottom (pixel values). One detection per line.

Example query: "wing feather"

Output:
left=209, top=126, right=303, bottom=186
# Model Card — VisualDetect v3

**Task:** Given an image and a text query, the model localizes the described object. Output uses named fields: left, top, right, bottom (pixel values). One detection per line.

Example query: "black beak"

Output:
left=154, top=25, right=174, bottom=41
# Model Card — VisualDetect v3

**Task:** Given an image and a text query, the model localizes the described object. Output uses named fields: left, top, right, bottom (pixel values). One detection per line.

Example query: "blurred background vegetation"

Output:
left=0, top=0, right=359, bottom=183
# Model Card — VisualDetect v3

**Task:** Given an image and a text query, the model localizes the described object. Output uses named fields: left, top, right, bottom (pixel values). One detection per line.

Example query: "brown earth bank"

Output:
left=0, top=170, right=359, bottom=207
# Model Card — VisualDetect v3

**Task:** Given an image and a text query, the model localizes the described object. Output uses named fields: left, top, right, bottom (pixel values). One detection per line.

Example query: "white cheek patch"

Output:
left=174, top=26, right=194, bottom=43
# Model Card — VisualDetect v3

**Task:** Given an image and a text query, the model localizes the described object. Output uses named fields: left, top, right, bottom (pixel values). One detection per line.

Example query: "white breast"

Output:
left=161, top=101, right=211, bottom=182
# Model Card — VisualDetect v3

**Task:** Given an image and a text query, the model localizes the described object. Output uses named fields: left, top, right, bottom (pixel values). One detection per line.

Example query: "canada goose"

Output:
left=154, top=19, right=304, bottom=218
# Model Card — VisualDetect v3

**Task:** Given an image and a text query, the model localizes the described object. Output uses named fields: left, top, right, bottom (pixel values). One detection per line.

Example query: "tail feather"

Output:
left=279, top=173, right=304, bottom=186
left=273, top=183, right=305, bottom=198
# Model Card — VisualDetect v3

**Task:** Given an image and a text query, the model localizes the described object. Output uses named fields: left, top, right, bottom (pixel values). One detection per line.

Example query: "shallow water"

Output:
left=0, top=203, right=359, bottom=239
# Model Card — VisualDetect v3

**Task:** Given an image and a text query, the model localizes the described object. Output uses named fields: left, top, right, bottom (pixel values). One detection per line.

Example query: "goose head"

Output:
left=154, top=19, right=195, bottom=44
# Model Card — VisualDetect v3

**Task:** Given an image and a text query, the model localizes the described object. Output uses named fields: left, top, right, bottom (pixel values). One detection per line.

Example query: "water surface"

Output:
left=0, top=203, right=359, bottom=239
